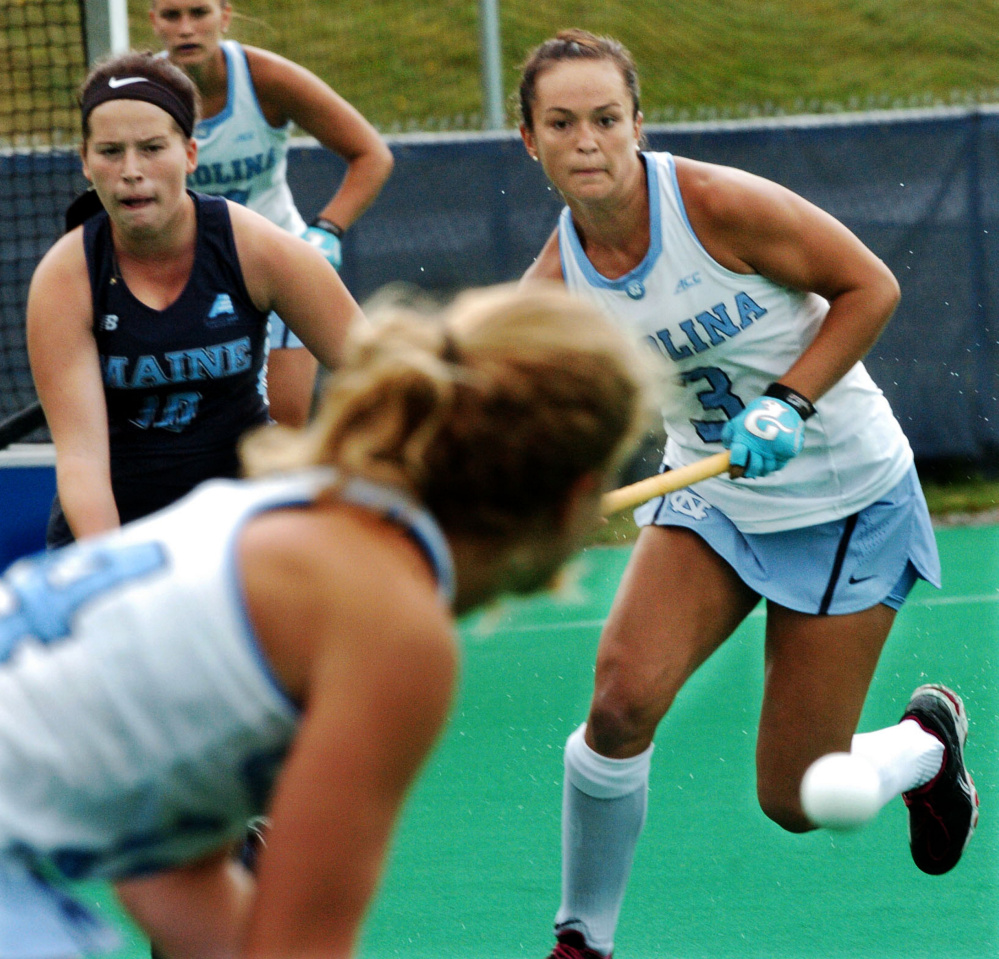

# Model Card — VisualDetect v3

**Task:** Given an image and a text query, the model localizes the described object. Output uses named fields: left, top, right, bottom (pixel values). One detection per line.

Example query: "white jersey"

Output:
left=188, top=40, right=306, bottom=235
left=559, top=151, right=913, bottom=533
left=0, top=470, right=453, bottom=882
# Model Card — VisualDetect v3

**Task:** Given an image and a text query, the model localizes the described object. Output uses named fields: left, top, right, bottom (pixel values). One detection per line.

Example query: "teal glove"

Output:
left=302, top=217, right=343, bottom=271
left=721, top=396, right=805, bottom=478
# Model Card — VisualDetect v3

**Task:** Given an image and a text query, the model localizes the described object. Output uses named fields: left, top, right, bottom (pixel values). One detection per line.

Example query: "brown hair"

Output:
left=242, top=283, right=649, bottom=538
left=79, top=50, right=201, bottom=141
left=518, top=29, right=641, bottom=133
left=149, top=0, right=231, bottom=7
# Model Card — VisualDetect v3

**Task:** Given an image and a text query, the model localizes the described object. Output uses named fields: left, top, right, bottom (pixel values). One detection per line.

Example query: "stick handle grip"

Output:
left=601, top=451, right=731, bottom=516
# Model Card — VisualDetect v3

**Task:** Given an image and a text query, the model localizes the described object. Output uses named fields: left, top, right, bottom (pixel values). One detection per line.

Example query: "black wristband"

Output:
left=764, top=382, right=816, bottom=420
left=310, top=217, right=344, bottom=238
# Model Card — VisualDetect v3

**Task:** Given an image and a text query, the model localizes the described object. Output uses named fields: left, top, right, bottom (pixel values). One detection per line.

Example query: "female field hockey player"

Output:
left=517, top=29, right=978, bottom=959
left=150, top=0, right=394, bottom=426
left=29, top=51, right=359, bottom=550
left=0, top=282, right=648, bottom=959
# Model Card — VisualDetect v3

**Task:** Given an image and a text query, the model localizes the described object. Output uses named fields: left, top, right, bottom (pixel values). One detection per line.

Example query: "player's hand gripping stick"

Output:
left=721, top=395, right=805, bottom=479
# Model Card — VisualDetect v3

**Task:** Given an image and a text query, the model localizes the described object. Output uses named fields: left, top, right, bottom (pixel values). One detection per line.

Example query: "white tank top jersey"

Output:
left=0, top=470, right=454, bottom=883
left=558, top=151, right=913, bottom=533
left=187, top=40, right=307, bottom=235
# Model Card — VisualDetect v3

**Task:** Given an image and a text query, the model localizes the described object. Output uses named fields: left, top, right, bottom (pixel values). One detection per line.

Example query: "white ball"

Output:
left=800, top=752, right=881, bottom=830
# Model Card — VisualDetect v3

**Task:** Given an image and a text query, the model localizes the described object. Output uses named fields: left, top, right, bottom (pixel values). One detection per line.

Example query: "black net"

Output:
left=0, top=0, right=88, bottom=438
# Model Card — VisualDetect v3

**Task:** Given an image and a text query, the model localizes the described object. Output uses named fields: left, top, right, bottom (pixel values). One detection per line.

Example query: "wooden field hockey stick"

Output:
left=601, top=451, right=731, bottom=516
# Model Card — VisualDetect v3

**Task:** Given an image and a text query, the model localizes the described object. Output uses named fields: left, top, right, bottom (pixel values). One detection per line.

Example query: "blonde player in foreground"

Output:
left=0, top=284, right=648, bottom=959
left=517, top=29, right=979, bottom=959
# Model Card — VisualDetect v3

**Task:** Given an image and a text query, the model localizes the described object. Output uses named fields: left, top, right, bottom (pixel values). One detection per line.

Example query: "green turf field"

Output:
left=75, top=523, right=997, bottom=958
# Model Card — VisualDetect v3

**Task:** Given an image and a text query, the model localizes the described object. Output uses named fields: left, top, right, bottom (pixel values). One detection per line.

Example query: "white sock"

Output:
left=554, top=724, right=653, bottom=956
left=851, top=718, right=945, bottom=810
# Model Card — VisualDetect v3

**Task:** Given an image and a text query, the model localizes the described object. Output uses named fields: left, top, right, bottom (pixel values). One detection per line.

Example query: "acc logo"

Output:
left=674, top=272, right=701, bottom=294
left=667, top=489, right=712, bottom=521
left=100, top=314, right=119, bottom=331
left=625, top=280, right=646, bottom=300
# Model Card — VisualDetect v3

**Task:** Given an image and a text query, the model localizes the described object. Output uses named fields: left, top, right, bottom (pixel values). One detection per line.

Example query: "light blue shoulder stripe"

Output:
left=337, top=476, right=456, bottom=606
left=193, top=39, right=240, bottom=135
left=558, top=152, right=663, bottom=290
left=222, top=470, right=455, bottom=712
left=663, top=151, right=741, bottom=269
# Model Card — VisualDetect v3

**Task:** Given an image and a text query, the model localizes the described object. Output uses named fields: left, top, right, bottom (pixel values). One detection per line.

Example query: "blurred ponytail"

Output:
left=242, top=283, right=650, bottom=537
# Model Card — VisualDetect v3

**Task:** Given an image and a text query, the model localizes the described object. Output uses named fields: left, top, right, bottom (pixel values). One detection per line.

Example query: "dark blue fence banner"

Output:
left=288, top=109, right=999, bottom=468
left=4, top=109, right=997, bottom=466
left=0, top=150, right=86, bottom=425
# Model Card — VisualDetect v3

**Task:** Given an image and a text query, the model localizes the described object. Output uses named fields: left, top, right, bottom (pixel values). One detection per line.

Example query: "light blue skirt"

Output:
left=0, top=857, right=119, bottom=959
left=634, top=465, right=941, bottom=615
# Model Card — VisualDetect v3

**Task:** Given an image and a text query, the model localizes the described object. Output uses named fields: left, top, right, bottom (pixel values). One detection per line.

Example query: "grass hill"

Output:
left=125, top=0, right=999, bottom=132
left=6, top=2, right=997, bottom=143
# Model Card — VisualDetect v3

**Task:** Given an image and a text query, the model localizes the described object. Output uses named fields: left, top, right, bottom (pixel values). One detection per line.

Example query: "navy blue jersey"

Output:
left=47, top=192, right=270, bottom=547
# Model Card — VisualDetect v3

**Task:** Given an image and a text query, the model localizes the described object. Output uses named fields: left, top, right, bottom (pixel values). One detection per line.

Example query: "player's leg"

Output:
left=551, top=525, right=759, bottom=959
left=755, top=599, right=898, bottom=831
left=756, top=468, right=977, bottom=871
left=587, top=526, right=759, bottom=758
left=145, top=824, right=268, bottom=959
left=758, top=601, right=978, bottom=871
left=115, top=848, right=253, bottom=959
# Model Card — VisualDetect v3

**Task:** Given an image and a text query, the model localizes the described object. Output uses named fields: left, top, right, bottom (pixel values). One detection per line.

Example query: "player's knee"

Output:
left=758, top=786, right=816, bottom=834
left=586, top=694, right=659, bottom=756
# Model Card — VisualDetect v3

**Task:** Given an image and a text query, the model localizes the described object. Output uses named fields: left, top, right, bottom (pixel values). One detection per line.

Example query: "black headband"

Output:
left=81, top=74, right=195, bottom=139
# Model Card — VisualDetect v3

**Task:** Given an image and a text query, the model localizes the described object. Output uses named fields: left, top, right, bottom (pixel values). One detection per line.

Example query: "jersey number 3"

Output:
left=682, top=366, right=745, bottom=442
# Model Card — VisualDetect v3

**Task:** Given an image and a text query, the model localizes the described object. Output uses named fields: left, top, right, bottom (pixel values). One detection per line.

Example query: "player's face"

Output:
left=150, top=0, right=232, bottom=68
left=503, top=476, right=606, bottom=600
left=521, top=59, right=643, bottom=204
left=82, top=100, right=197, bottom=234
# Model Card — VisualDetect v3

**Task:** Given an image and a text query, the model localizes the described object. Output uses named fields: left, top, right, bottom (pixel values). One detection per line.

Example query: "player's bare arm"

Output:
left=245, top=632, right=454, bottom=958
left=675, top=156, right=900, bottom=401
left=26, top=234, right=120, bottom=538
left=245, top=46, right=394, bottom=230
left=521, top=227, right=565, bottom=285
left=227, top=201, right=361, bottom=368
left=241, top=533, right=457, bottom=958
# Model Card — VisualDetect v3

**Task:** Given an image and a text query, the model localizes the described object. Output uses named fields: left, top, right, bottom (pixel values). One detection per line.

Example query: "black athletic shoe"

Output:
left=900, top=684, right=979, bottom=875
left=548, top=930, right=611, bottom=959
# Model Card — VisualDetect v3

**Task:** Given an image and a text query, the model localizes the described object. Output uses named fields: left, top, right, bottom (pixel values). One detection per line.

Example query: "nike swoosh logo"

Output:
left=108, top=76, right=149, bottom=89
left=848, top=573, right=876, bottom=584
